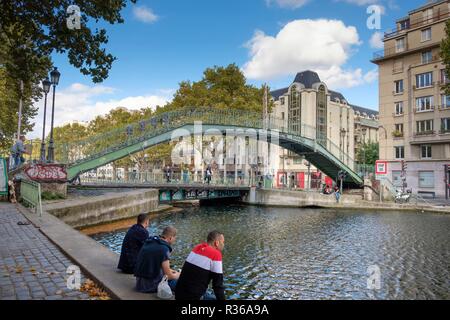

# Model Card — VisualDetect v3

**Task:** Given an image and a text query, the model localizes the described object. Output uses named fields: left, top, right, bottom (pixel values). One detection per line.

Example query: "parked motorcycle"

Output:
left=395, top=189, right=412, bottom=204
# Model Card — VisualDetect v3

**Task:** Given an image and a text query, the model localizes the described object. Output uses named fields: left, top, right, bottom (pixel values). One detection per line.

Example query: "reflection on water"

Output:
left=91, top=205, right=450, bottom=300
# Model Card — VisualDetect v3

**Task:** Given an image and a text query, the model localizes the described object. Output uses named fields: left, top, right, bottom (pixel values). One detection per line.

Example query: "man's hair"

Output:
left=207, top=230, right=223, bottom=244
left=161, top=226, right=177, bottom=238
left=137, top=214, right=149, bottom=225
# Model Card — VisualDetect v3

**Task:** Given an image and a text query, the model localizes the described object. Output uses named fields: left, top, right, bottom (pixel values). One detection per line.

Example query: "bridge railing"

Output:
left=20, top=179, right=43, bottom=217
left=57, top=107, right=357, bottom=174
left=79, top=171, right=254, bottom=187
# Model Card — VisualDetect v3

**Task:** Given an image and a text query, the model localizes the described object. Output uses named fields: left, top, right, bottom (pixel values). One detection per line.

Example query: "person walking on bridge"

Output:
left=11, top=135, right=30, bottom=169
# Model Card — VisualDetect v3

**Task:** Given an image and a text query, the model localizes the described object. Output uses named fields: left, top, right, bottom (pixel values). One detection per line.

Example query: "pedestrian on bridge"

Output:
left=165, top=165, right=171, bottom=183
left=205, top=165, right=212, bottom=185
left=10, top=135, right=30, bottom=169
left=334, top=185, right=341, bottom=203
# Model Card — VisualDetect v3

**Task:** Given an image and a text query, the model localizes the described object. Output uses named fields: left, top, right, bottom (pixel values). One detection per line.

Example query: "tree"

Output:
left=0, top=0, right=137, bottom=155
left=441, top=19, right=450, bottom=95
left=356, top=142, right=379, bottom=166
left=168, top=64, right=267, bottom=112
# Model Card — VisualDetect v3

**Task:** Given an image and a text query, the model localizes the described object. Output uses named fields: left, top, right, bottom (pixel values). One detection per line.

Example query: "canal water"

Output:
left=91, top=205, right=450, bottom=300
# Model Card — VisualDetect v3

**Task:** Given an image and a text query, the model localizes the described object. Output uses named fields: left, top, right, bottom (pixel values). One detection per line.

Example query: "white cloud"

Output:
left=242, top=19, right=375, bottom=89
left=266, top=0, right=310, bottom=9
left=133, top=6, right=159, bottom=24
left=369, top=31, right=384, bottom=49
left=29, top=83, right=171, bottom=139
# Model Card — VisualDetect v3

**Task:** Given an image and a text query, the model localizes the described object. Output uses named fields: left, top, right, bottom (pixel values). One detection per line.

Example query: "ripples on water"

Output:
left=91, top=205, right=450, bottom=300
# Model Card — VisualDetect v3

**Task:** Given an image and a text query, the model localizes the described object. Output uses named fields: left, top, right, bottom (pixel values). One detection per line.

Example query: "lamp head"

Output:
left=50, top=67, right=61, bottom=86
left=42, top=78, right=51, bottom=94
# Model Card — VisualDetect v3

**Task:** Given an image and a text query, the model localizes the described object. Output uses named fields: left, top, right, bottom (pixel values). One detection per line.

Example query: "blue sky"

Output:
left=31, top=0, right=431, bottom=138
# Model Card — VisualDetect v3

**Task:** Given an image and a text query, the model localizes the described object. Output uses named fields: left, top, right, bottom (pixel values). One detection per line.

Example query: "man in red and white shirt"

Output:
left=175, top=231, right=225, bottom=300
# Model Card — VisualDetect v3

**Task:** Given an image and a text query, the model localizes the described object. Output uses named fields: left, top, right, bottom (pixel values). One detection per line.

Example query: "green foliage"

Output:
left=168, top=64, right=267, bottom=112
left=441, top=20, right=450, bottom=95
left=356, top=142, right=379, bottom=166
left=41, top=191, right=65, bottom=201
left=0, top=0, right=137, bottom=155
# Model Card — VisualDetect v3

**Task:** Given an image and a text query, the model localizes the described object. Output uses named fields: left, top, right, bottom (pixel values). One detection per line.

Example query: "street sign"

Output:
left=375, top=160, right=388, bottom=181
left=0, top=158, right=8, bottom=196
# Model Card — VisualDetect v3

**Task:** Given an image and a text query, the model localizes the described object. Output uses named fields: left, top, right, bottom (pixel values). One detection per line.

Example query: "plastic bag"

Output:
left=157, top=275, right=173, bottom=300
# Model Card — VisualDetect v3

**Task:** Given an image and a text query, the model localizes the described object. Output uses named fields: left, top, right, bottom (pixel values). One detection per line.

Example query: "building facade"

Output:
left=269, top=71, right=379, bottom=188
left=372, top=0, right=450, bottom=198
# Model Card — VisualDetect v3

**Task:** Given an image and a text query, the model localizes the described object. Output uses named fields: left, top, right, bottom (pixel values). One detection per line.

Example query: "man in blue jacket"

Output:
left=134, top=226, right=180, bottom=293
left=117, top=214, right=150, bottom=274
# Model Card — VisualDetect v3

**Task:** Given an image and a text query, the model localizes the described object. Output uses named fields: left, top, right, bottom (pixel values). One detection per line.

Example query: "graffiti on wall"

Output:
left=24, top=164, right=68, bottom=182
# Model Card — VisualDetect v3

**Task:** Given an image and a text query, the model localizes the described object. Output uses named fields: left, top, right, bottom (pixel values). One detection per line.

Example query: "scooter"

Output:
left=395, top=189, right=412, bottom=204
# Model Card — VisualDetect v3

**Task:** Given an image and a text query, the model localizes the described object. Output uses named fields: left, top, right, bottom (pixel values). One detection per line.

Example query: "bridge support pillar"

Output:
left=363, top=178, right=375, bottom=201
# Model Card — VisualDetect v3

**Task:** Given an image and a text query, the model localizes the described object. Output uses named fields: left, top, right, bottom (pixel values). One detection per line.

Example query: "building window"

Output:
left=395, top=146, right=405, bottom=159
left=421, top=145, right=432, bottom=159
left=441, top=69, right=449, bottom=84
left=419, top=171, right=434, bottom=188
left=392, top=170, right=402, bottom=187
left=441, top=95, right=450, bottom=109
left=421, top=51, right=433, bottom=64
left=421, top=28, right=432, bottom=42
left=280, top=97, right=285, bottom=105
left=423, top=8, right=433, bottom=23
left=316, top=85, right=327, bottom=146
left=416, top=119, right=434, bottom=134
left=289, top=86, right=301, bottom=134
left=416, top=96, right=434, bottom=112
left=281, top=112, right=285, bottom=120
left=399, top=20, right=409, bottom=31
left=395, top=80, right=404, bottom=94
left=416, top=72, right=433, bottom=88
left=395, top=123, right=404, bottom=133
left=396, top=38, right=406, bottom=53
left=442, top=117, right=450, bottom=133
left=395, top=102, right=404, bottom=115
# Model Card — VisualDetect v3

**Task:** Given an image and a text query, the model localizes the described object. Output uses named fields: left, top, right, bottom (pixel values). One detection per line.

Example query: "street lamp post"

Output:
left=40, top=78, right=51, bottom=162
left=47, top=67, right=60, bottom=163
left=362, top=128, right=367, bottom=177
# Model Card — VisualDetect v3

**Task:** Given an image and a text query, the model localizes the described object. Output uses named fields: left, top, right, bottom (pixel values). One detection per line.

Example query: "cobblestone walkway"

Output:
left=0, top=203, right=94, bottom=300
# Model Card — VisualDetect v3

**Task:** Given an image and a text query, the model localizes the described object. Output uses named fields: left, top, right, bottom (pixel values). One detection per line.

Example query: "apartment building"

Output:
left=372, top=0, right=450, bottom=198
left=269, top=70, right=378, bottom=188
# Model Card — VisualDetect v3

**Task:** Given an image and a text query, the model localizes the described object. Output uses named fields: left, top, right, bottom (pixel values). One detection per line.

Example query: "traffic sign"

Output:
left=375, top=160, right=388, bottom=175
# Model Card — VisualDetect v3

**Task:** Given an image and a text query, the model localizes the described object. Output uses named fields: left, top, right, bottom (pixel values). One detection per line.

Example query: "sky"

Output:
left=29, top=0, right=432, bottom=139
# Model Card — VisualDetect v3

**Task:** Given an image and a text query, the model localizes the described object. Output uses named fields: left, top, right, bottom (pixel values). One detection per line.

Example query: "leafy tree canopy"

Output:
left=441, top=19, right=450, bottom=95
left=0, top=0, right=137, bottom=155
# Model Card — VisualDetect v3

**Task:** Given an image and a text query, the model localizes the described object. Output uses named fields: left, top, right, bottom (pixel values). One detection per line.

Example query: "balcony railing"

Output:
left=373, top=40, right=442, bottom=61
left=383, top=10, right=450, bottom=39
left=415, top=106, right=435, bottom=113
left=440, top=128, right=450, bottom=134
left=414, top=130, right=436, bottom=137
left=438, top=105, right=450, bottom=111
left=392, top=130, right=404, bottom=138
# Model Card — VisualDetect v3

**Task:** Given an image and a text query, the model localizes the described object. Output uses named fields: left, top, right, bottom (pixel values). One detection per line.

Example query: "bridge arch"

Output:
left=61, top=107, right=362, bottom=187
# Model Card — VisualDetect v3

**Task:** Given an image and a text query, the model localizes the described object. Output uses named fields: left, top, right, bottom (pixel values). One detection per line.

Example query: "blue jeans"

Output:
left=201, top=290, right=217, bottom=300
left=12, top=154, right=24, bottom=169
left=168, top=279, right=177, bottom=293
left=335, top=192, right=341, bottom=203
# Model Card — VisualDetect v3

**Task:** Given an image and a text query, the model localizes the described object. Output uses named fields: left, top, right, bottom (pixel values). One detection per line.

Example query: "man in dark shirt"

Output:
left=175, top=231, right=226, bottom=300
left=134, top=226, right=180, bottom=293
left=117, top=214, right=150, bottom=274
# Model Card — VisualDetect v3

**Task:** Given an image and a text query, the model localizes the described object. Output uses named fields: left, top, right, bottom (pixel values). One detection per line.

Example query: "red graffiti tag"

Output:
left=24, top=164, right=67, bottom=182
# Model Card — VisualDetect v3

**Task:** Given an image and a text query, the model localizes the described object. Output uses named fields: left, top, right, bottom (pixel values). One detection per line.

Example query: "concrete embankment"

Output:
left=17, top=188, right=169, bottom=300
left=44, top=189, right=161, bottom=228
left=242, top=188, right=450, bottom=214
